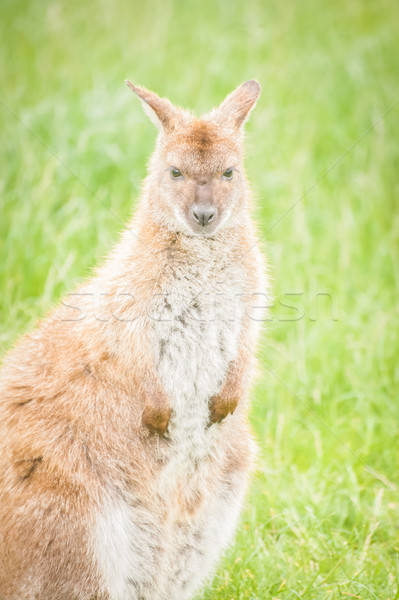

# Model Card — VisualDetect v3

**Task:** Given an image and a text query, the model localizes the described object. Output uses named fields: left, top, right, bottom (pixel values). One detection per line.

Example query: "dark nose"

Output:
left=192, top=204, right=216, bottom=227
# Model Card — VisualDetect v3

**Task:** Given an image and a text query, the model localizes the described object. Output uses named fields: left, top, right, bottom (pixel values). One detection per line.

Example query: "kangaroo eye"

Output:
left=223, top=168, right=233, bottom=179
left=170, top=168, right=182, bottom=179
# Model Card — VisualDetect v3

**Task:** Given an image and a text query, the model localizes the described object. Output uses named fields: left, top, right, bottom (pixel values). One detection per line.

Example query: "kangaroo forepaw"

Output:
left=142, top=404, right=171, bottom=436
left=208, top=395, right=238, bottom=425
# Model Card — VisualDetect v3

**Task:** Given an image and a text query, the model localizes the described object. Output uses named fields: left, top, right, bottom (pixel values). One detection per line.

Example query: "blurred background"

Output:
left=1, top=0, right=398, bottom=597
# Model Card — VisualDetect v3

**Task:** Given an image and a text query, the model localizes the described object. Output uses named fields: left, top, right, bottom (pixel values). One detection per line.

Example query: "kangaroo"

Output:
left=0, top=80, right=267, bottom=600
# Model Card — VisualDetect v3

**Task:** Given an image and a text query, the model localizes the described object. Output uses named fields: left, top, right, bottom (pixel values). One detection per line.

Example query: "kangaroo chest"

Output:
left=149, top=252, right=245, bottom=452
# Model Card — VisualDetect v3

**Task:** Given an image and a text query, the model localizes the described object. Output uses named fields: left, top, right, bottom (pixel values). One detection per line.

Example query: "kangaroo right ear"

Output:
left=126, top=81, right=180, bottom=132
left=211, top=80, right=261, bottom=130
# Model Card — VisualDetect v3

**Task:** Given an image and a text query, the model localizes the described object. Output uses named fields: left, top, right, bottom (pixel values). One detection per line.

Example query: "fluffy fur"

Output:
left=0, top=80, right=267, bottom=600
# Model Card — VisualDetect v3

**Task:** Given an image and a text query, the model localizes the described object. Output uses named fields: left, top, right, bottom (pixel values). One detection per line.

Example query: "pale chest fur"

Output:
left=149, top=242, right=247, bottom=460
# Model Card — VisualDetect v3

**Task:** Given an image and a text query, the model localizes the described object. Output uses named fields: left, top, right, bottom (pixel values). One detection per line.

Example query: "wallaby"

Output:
left=0, top=80, right=267, bottom=600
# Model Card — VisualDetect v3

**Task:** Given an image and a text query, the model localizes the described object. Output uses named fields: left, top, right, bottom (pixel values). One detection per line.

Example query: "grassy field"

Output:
left=1, top=0, right=399, bottom=597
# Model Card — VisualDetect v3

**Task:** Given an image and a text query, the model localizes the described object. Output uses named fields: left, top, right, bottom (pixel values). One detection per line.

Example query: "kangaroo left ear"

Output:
left=126, top=80, right=181, bottom=132
left=211, top=80, right=261, bottom=130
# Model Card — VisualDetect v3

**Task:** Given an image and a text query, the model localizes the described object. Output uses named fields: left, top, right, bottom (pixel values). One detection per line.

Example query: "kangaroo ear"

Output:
left=212, top=80, right=261, bottom=129
left=126, top=81, right=180, bottom=132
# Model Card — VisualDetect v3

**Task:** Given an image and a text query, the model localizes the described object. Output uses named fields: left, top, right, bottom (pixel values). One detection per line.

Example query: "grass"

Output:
left=1, top=0, right=399, bottom=597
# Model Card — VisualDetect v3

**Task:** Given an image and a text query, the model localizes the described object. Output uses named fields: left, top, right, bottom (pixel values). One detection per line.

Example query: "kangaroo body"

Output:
left=0, top=81, right=266, bottom=600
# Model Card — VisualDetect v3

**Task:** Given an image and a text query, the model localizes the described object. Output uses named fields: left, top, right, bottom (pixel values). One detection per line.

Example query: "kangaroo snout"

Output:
left=192, top=204, right=216, bottom=226
left=191, top=181, right=217, bottom=230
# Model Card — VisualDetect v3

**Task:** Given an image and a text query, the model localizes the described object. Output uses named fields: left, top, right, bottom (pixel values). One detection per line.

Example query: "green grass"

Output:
left=1, top=0, right=399, bottom=597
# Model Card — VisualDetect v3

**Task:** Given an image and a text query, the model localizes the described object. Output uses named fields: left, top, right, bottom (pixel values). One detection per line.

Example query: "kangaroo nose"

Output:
left=192, top=205, right=216, bottom=227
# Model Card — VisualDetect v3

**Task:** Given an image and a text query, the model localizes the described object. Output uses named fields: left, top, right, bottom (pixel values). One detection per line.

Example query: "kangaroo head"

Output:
left=126, top=80, right=261, bottom=236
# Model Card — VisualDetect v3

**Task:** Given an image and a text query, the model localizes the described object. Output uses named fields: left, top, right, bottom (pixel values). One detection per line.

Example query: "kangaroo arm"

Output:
left=208, top=349, right=247, bottom=425
left=140, top=363, right=170, bottom=436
